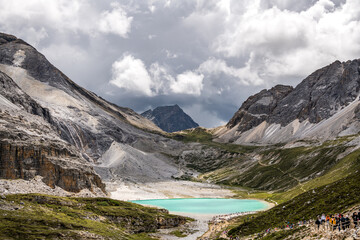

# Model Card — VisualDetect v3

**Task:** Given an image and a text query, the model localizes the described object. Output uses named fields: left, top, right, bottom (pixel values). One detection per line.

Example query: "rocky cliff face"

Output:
left=141, top=104, right=199, bottom=132
left=0, top=142, right=105, bottom=193
left=269, top=60, right=360, bottom=125
left=0, top=70, right=105, bottom=193
left=226, top=85, right=294, bottom=131
left=217, top=59, right=360, bottom=144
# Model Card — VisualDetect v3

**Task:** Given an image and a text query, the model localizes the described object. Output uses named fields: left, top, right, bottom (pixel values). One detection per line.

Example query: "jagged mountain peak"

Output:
left=226, top=84, right=294, bottom=130
left=141, top=104, right=199, bottom=132
left=0, top=32, right=30, bottom=46
left=218, top=59, right=360, bottom=144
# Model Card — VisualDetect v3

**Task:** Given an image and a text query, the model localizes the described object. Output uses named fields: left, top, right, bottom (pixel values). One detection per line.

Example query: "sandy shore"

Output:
left=107, top=180, right=235, bottom=201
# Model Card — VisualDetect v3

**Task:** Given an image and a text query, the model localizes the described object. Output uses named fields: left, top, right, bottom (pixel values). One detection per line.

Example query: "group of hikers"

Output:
left=315, top=210, right=360, bottom=231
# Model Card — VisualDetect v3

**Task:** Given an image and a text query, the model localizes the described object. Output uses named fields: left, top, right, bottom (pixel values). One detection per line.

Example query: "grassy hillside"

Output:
left=175, top=129, right=359, bottom=194
left=201, top=141, right=352, bottom=190
left=171, top=128, right=259, bottom=154
left=0, top=194, right=189, bottom=240
left=227, top=171, right=360, bottom=238
left=230, top=147, right=360, bottom=205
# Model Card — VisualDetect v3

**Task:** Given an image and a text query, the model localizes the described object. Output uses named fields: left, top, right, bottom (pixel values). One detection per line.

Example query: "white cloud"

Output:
left=98, top=2, right=133, bottom=38
left=171, top=71, right=204, bottom=96
left=178, top=0, right=360, bottom=88
left=110, top=56, right=205, bottom=97
left=0, top=0, right=133, bottom=44
left=198, top=57, right=264, bottom=86
left=149, top=5, right=156, bottom=13
left=0, top=0, right=94, bottom=36
left=165, top=50, right=178, bottom=59
left=149, top=62, right=175, bottom=94
left=110, top=54, right=153, bottom=96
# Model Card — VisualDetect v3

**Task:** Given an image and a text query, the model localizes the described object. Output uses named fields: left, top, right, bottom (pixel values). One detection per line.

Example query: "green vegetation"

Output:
left=228, top=171, right=360, bottom=237
left=229, top=147, right=360, bottom=207
left=171, top=127, right=259, bottom=154
left=169, top=229, right=188, bottom=237
left=174, top=129, right=357, bottom=196
left=259, top=227, right=304, bottom=240
left=197, top=135, right=359, bottom=197
left=0, top=194, right=188, bottom=240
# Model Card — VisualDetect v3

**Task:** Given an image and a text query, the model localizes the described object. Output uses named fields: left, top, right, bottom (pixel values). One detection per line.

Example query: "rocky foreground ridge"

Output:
left=0, top=194, right=188, bottom=239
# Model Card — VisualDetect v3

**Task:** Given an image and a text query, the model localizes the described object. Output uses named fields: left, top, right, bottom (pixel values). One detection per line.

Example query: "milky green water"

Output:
left=130, top=198, right=268, bottom=214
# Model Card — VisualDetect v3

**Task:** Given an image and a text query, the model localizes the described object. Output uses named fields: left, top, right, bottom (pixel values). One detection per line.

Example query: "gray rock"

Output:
left=226, top=59, right=360, bottom=135
left=227, top=85, right=293, bottom=131
left=141, top=104, right=199, bottom=132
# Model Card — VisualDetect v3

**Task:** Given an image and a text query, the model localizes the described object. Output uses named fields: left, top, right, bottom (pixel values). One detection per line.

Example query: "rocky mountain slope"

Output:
left=0, top=32, right=192, bottom=193
left=216, top=60, right=360, bottom=144
left=141, top=104, right=199, bottom=132
left=0, top=69, right=105, bottom=194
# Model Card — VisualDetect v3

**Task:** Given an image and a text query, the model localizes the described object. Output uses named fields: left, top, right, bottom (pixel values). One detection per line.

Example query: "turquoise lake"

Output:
left=130, top=198, right=268, bottom=214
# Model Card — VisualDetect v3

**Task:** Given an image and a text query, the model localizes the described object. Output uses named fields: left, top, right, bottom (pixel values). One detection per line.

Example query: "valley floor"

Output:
left=106, top=180, right=235, bottom=239
left=106, top=180, right=273, bottom=240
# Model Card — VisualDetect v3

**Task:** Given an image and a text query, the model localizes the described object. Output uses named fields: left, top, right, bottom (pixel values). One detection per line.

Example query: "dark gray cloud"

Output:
left=0, top=0, right=359, bottom=127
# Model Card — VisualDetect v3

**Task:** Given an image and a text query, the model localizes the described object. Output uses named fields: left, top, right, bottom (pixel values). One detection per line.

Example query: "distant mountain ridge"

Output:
left=141, top=105, right=199, bottom=132
left=216, top=59, right=360, bottom=144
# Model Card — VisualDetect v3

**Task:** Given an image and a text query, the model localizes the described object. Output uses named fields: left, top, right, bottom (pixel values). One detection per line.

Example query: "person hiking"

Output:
left=353, top=212, right=358, bottom=228
left=330, top=215, right=336, bottom=231
left=325, top=215, right=330, bottom=230
left=336, top=216, right=341, bottom=231
left=340, top=215, right=346, bottom=230
left=315, top=216, right=321, bottom=231
left=321, top=213, right=326, bottom=230
left=345, top=215, right=350, bottom=229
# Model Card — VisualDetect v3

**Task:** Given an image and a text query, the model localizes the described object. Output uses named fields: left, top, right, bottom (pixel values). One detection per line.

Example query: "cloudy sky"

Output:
left=1, top=0, right=360, bottom=127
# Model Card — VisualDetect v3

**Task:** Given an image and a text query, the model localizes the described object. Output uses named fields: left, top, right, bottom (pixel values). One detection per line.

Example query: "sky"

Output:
left=1, top=0, right=360, bottom=127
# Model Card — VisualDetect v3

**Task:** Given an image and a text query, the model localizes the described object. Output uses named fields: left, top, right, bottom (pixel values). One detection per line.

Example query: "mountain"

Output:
left=141, top=104, right=199, bottom=132
left=1, top=32, right=360, bottom=240
left=216, top=59, right=360, bottom=144
left=0, top=67, right=105, bottom=194
left=0, top=32, right=188, bottom=193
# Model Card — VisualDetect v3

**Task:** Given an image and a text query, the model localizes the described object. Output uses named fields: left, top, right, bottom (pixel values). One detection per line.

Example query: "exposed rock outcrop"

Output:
left=0, top=142, right=105, bottom=193
left=107, top=209, right=187, bottom=233
left=0, top=69, right=105, bottom=194
left=0, top=71, right=52, bottom=122
left=269, top=60, right=360, bottom=125
left=226, top=85, right=294, bottom=131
